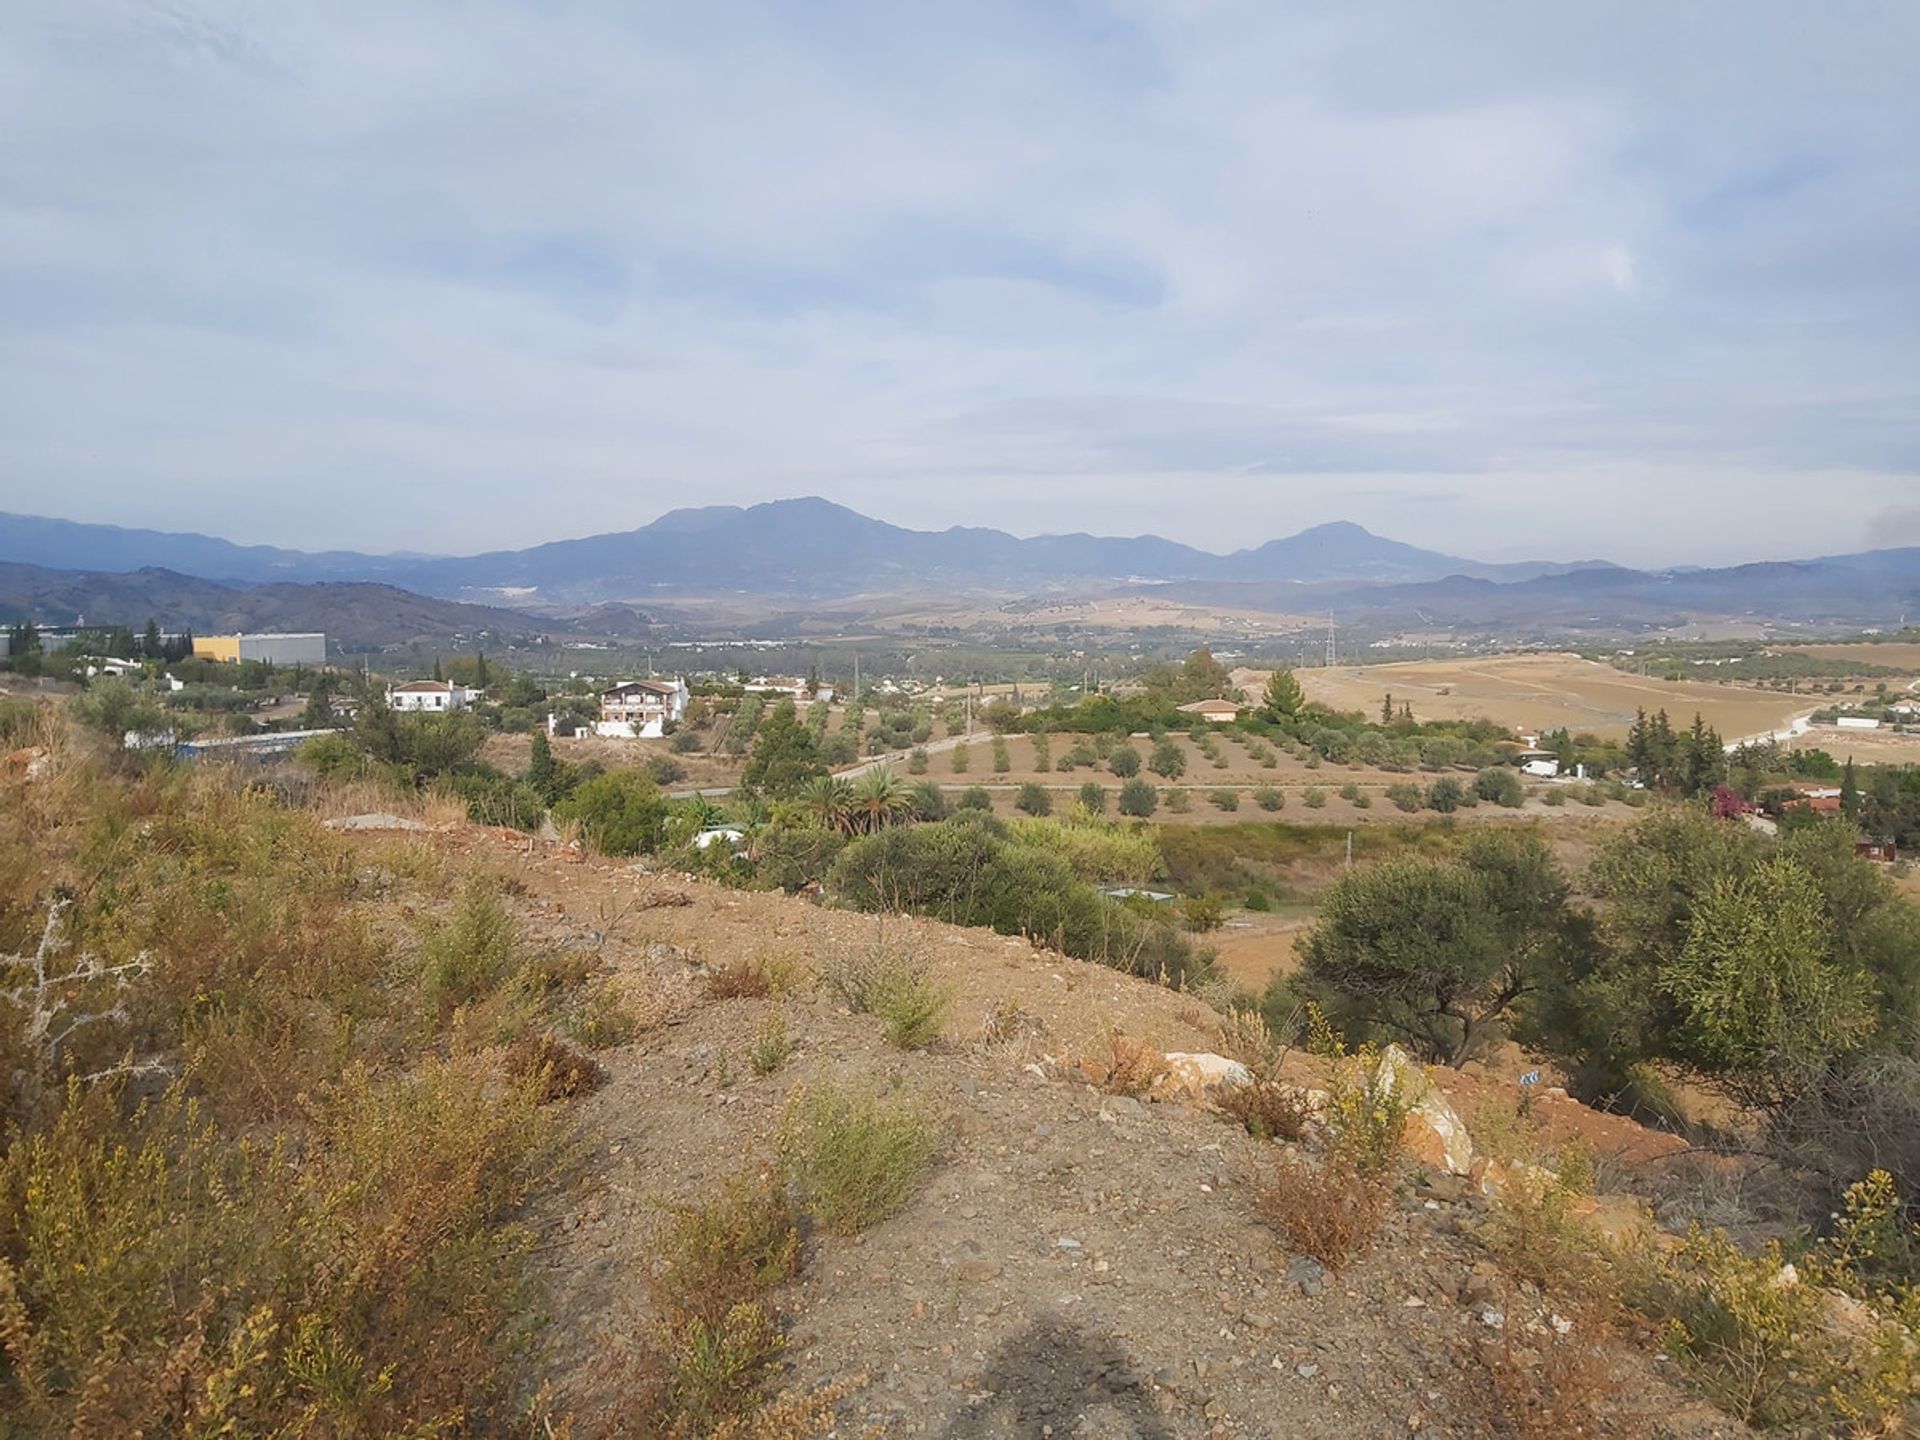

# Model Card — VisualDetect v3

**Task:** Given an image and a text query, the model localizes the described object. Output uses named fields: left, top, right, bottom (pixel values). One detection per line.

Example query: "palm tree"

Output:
left=799, top=775, right=855, bottom=834
left=851, top=766, right=908, bottom=835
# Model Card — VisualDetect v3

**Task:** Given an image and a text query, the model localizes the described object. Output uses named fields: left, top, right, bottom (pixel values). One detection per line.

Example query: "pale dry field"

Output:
left=1787, top=726, right=1920, bottom=766
left=1278, top=652, right=1808, bottom=741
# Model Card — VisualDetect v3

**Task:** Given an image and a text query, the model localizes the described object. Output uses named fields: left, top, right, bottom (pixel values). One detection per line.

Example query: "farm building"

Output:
left=1836, top=715, right=1882, bottom=731
left=1857, top=839, right=1899, bottom=864
left=387, top=680, right=478, bottom=712
left=1176, top=698, right=1245, bottom=722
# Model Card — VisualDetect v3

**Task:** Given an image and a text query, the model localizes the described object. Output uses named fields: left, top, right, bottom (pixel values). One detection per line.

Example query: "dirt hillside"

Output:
left=385, top=827, right=1741, bottom=1438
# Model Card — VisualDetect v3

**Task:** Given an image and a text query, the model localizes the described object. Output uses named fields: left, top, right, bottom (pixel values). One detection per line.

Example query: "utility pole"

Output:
left=1325, top=613, right=1337, bottom=668
left=965, top=693, right=973, bottom=737
left=1345, top=831, right=1353, bottom=870
left=853, top=652, right=860, bottom=700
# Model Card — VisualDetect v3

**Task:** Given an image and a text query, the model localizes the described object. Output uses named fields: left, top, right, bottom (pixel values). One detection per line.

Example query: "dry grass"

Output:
left=1086, top=1031, right=1170, bottom=1098
left=707, top=958, right=776, bottom=1000
left=1467, top=1313, right=1641, bottom=1439
left=504, top=1031, right=607, bottom=1102
left=1217, top=1081, right=1311, bottom=1142
left=1251, top=1155, right=1389, bottom=1271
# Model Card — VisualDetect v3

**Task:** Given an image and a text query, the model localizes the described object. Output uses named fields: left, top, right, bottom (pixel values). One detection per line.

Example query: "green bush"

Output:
left=1473, top=766, right=1525, bottom=807
left=753, top=826, right=846, bottom=892
left=1014, top=782, right=1052, bottom=816
left=1210, top=789, right=1239, bottom=812
left=1165, top=788, right=1191, bottom=813
left=785, top=1084, right=940, bottom=1235
left=1079, top=781, right=1107, bottom=814
left=1148, top=740, right=1186, bottom=779
left=553, top=769, right=669, bottom=855
left=1386, top=782, right=1424, bottom=813
left=1118, top=779, right=1157, bottom=817
left=1108, top=746, right=1140, bottom=777
left=1425, top=776, right=1466, bottom=813
left=956, top=786, right=992, bottom=811
left=1302, top=787, right=1327, bottom=809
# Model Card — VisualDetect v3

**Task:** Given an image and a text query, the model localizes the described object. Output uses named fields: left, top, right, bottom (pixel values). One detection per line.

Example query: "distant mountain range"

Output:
left=0, top=563, right=630, bottom=653
left=1, top=499, right=1915, bottom=634
left=0, top=499, right=1613, bottom=601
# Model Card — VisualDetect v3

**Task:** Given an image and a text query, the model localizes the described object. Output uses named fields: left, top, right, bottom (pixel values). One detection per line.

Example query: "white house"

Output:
left=745, top=676, right=834, bottom=704
left=597, top=677, right=689, bottom=739
left=387, top=679, right=477, bottom=713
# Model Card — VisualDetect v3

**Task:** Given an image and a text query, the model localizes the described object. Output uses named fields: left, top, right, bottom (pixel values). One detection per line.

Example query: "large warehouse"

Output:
left=193, top=632, right=328, bottom=665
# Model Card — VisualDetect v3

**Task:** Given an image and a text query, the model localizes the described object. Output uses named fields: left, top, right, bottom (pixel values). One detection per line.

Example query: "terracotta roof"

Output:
left=603, top=678, right=681, bottom=696
left=389, top=680, right=454, bottom=693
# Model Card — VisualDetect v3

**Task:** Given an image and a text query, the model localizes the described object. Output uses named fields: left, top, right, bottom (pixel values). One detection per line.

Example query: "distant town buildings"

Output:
left=1176, top=698, right=1245, bottom=722
left=194, top=632, right=328, bottom=665
left=744, top=676, right=835, bottom=703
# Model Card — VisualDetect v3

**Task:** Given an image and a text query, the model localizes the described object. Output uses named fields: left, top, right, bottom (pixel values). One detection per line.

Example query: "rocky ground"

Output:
left=369, top=828, right=1742, bottom=1438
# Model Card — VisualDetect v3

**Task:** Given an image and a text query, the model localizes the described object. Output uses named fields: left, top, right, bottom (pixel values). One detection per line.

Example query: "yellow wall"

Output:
left=194, top=634, right=242, bottom=663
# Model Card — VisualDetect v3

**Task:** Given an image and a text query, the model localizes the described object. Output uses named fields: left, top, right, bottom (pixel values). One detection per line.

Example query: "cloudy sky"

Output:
left=6, top=2, right=1919, bottom=567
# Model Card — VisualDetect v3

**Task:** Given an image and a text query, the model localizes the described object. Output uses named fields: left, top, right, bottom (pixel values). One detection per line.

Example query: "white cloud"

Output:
left=1, top=0, right=1918, bottom=568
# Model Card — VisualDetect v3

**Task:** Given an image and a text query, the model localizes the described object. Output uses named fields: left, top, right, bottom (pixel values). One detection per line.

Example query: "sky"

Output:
left=5, top=2, right=1920, bottom=568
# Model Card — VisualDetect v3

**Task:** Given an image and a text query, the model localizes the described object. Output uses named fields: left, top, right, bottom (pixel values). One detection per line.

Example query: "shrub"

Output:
left=1252, top=1156, right=1388, bottom=1271
left=646, top=754, right=687, bottom=786
left=419, top=878, right=524, bottom=1017
left=873, top=969, right=949, bottom=1050
left=1210, top=788, right=1239, bottom=812
left=1301, top=786, right=1327, bottom=809
left=566, top=985, right=640, bottom=1049
left=1426, top=776, right=1466, bottom=813
left=956, top=786, right=992, bottom=811
left=1118, top=779, right=1157, bottom=817
left=1029, top=732, right=1051, bottom=770
left=991, top=737, right=1011, bottom=773
left=1165, top=788, right=1191, bottom=813
left=753, top=826, right=846, bottom=893
left=1014, top=782, right=1052, bottom=816
left=1148, top=740, right=1186, bottom=779
left=1253, top=786, right=1283, bottom=812
left=553, top=769, right=669, bottom=855
left=949, top=743, right=970, bottom=774
left=907, top=746, right=929, bottom=774
left=670, top=728, right=702, bottom=754
left=1108, top=746, right=1140, bottom=777
left=784, top=1084, right=940, bottom=1234
left=1078, top=781, right=1107, bottom=814
left=1386, top=782, right=1424, bottom=813
left=1474, top=766, right=1525, bottom=807
left=1181, top=893, right=1225, bottom=932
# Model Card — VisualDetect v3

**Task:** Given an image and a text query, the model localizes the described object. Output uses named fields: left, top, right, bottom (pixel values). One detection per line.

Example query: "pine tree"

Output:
left=475, top=650, right=490, bottom=687
left=1262, top=668, right=1306, bottom=721
left=432, top=656, right=444, bottom=683
left=1381, top=692, right=1394, bottom=726
left=528, top=731, right=557, bottom=801
left=142, top=618, right=162, bottom=658
left=1841, top=758, right=1861, bottom=819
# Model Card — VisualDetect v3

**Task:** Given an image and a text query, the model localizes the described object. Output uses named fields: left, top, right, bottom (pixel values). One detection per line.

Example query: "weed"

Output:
left=873, top=970, right=948, bottom=1050
left=419, top=877, right=524, bottom=1017
left=784, top=1083, right=940, bottom=1235
left=1466, top=1308, right=1634, bottom=1439
left=1218, top=1081, right=1311, bottom=1142
left=521, top=948, right=597, bottom=993
left=707, top=958, right=775, bottom=1000
left=565, top=985, right=642, bottom=1049
left=1090, top=1030, right=1170, bottom=1098
left=1252, top=1155, right=1389, bottom=1271
left=504, top=1031, right=607, bottom=1102
left=652, top=1168, right=800, bottom=1326
left=749, top=1010, right=790, bottom=1076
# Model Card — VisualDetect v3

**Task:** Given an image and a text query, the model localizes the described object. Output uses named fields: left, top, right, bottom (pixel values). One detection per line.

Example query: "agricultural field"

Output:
left=1787, top=724, right=1920, bottom=767
left=1282, top=652, right=1809, bottom=742
left=1785, top=642, right=1920, bottom=675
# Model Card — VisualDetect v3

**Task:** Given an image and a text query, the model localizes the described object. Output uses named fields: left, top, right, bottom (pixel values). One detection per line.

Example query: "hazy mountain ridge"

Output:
left=0, top=499, right=1611, bottom=601
left=0, top=563, right=640, bottom=652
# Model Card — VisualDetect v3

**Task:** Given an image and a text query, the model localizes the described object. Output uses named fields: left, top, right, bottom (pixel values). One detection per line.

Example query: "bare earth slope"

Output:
left=401, top=830, right=1738, bottom=1437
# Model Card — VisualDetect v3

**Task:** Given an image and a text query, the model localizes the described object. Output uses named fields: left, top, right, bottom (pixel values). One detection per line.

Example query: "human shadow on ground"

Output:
left=935, top=1311, right=1173, bottom=1438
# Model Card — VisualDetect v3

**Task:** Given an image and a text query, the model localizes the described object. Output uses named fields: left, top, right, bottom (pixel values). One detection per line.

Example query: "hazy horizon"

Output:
left=6, top=3, right=1920, bottom=567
